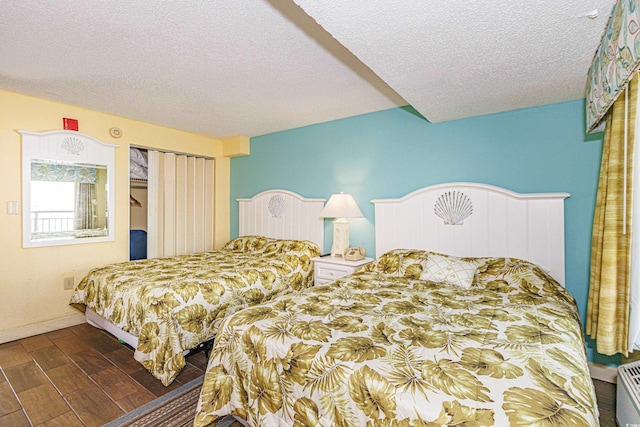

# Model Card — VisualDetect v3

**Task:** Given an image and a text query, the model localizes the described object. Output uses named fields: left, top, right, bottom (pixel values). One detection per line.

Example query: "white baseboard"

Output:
left=589, top=362, right=618, bottom=384
left=0, top=313, right=86, bottom=344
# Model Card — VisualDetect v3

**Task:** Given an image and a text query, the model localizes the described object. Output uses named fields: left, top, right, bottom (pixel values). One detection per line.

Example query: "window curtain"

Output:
left=31, top=162, right=98, bottom=183
left=74, top=183, right=96, bottom=230
left=146, top=150, right=215, bottom=258
left=587, top=74, right=638, bottom=356
left=586, top=0, right=640, bottom=133
left=629, top=76, right=640, bottom=352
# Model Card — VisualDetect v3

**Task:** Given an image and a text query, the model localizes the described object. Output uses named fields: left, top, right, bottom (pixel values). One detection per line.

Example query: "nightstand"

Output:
left=311, top=256, right=374, bottom=286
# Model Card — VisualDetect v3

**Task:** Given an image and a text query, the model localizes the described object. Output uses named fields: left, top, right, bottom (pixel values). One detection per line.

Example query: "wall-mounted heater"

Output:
left=618, top=360, right=640, bottom=426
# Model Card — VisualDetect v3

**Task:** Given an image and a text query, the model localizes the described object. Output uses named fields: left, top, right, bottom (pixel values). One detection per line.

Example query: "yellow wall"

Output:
left=0, top=89, right=243, bottom=342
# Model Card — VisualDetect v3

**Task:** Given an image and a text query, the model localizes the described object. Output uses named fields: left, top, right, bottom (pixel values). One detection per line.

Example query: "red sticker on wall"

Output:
left=63, top=118, right=78, bottom=131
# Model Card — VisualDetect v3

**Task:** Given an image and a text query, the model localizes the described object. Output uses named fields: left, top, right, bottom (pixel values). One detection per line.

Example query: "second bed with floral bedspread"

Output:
left=194, top=249, right=599, bottom=426
left=70, top=236, right=319, bottom=385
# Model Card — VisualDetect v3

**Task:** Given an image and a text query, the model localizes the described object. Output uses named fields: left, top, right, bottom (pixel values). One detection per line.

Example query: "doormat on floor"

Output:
left=104, top=375, right=238, bottom=427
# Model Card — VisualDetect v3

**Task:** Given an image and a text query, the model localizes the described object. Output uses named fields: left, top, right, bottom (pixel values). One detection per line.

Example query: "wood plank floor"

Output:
left=0, top=323, right=619, bottom=426
left=0, top=323, right=209, bottom=426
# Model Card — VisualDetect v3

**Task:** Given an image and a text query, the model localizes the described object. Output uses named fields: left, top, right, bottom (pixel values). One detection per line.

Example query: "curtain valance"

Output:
left=586, top=1, right=640, bottom=133
left=31, top=162, right=98, bottom=184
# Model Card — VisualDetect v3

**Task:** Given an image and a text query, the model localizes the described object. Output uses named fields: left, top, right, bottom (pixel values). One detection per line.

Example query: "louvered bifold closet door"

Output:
left=147, top=150, right=214, bottom=259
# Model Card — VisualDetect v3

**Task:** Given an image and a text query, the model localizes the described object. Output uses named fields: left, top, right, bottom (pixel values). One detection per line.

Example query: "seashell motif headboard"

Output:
left=372, top=182, right=570, bottom=285
left=237, top=189, right=325, bottom=250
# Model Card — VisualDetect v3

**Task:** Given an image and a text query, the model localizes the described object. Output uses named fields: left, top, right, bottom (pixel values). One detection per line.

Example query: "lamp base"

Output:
left=330, top=218, right=350, bottom=257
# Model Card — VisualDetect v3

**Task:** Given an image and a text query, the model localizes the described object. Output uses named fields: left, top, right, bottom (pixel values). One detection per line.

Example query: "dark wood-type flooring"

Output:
left=0, top=323, right=618, bottom=426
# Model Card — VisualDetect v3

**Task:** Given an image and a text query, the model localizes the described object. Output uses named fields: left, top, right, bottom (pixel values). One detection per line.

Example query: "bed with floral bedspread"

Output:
left=194, top=249, right=599, bottom=426
left=70, top=236, right=319, bottom=386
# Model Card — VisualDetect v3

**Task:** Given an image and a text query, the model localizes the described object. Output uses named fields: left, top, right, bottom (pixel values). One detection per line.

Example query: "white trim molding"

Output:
left=589, top=362, right=617, bottom=384
left=0, top=313, right=86, bottom=344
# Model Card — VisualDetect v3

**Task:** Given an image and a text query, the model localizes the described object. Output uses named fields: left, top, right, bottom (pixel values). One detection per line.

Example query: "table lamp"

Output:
left=319, top=193, right=363, bottom=257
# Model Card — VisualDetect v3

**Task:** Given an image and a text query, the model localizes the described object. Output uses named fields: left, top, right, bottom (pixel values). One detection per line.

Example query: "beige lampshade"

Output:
left=319, top=193, right=364, bottom=218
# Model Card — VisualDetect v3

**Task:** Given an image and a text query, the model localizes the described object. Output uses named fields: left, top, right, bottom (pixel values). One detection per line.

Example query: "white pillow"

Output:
left=421, top=253, right=477, bottom=288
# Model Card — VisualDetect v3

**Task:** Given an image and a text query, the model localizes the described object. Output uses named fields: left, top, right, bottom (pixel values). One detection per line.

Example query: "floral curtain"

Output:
left=586, top=0, right=640, bottom=133
left=31, top=162, right=97, bottom=184
left=587, top=75, right=637, bottom=356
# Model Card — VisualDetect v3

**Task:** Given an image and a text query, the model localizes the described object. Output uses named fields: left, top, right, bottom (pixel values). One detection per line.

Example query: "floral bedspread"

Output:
left=69, top=236, right=319, bottom=385
left=194, top=249, right=599, bottom=426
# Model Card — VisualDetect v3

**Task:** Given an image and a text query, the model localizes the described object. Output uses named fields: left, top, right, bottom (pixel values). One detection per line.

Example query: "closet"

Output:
left=129, top=147, right=215, bottom=261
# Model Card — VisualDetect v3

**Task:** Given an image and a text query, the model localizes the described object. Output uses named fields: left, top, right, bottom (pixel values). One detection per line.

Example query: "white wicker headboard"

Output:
left=372, top=183, right=570, bottom=285
left=238, top=189, right=325, bottom=250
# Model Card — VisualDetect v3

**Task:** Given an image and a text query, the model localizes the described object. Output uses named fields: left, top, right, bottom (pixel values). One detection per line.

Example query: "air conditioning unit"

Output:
left=618, top=361, right=640, bottom=426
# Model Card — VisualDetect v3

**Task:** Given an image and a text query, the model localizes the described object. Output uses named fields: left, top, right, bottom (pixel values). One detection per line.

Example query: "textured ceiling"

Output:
left=293, top=0, right=617, bottom=124
left=0, top=1, right=614, bottom=138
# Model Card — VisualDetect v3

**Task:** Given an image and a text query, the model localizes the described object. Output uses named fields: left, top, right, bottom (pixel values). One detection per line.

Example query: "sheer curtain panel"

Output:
left=147, top=151, right=214, bottom=258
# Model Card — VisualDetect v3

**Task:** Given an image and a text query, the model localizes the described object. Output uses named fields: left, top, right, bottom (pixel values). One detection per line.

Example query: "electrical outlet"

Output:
left=63, top=276, right=75, bottom=290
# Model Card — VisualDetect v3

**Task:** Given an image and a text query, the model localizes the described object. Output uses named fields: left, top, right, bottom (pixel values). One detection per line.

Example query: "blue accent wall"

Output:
left=231, top=100, right=615, bottom=364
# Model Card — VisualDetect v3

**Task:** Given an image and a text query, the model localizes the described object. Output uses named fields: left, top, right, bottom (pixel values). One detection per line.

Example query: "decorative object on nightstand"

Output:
left=344, top=246, right=366, bottom=261
left=319, top=193, right=364, bottom=257
left=311, top=256, right=374, bottom=286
